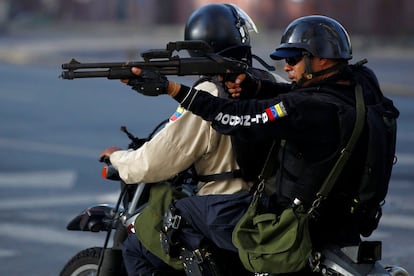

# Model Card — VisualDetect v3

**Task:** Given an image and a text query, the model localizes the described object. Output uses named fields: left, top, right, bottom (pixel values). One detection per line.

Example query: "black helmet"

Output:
left=184, top=3, right=257, bottom=64
left=270, top=15, right=352, bottom=60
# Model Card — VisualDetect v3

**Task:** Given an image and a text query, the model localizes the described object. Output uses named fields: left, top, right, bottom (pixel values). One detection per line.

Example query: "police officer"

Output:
left=128, top=15, right=388, bottom=269
left=100, top=4, right=280, bottom=275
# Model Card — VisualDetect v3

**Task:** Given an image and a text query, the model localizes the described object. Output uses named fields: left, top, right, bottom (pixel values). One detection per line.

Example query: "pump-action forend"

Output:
left=60, top=40, right=248, bottom=80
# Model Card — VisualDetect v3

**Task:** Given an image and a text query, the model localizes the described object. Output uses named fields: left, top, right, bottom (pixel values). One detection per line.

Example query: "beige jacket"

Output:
left=110, top=81, right=250, bottom=195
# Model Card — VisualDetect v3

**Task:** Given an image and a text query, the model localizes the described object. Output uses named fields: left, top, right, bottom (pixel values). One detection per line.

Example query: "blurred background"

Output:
left=0, top=0, right=413, bottom=275
left=1, top=0, right=414, bottom=35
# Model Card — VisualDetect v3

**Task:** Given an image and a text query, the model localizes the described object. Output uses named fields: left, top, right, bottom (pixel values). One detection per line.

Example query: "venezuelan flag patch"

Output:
left=170, top=106, right=184, bottom=121
left=265, top=102, right=287, bottom=121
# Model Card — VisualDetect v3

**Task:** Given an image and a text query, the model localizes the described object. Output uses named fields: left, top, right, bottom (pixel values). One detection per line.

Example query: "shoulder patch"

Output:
left=265, top=102, right=287, bottom=121
left=170, top=106, right=185, bottom=121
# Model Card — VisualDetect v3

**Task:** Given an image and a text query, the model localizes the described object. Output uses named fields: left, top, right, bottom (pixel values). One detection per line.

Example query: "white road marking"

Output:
left=395, top=153, right=414, bottom=165
left=366, top=230, right=390, bottom=240
left=0, top=248, right=17, bottom=258
left=380, top=214, right=414, bottom=230
left=0, top=138, right=98, bottom=158
left=0, top=192, right=118, bottom=210
left=0, top=170, right=77, bottom=188
left=0, top=223, right=104, bottom=248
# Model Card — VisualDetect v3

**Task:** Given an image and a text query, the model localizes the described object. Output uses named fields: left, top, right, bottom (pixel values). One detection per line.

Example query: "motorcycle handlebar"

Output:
left=100, top=122, right=168, bottom=182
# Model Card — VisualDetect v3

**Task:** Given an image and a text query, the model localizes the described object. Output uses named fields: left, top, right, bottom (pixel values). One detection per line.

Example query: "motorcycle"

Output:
left=60, top=121, right=409, bottom=276
left=60, top=120, right=169, bottom=276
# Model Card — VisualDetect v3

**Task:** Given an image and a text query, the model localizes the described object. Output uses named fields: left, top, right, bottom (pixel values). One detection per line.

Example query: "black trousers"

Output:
left=122, top=192, right=253, bottom=275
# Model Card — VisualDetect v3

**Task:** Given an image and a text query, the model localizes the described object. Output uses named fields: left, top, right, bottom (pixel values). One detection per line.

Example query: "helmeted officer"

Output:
left=101, top=3, right=279, bottom=275
left=126, top=15, right=398, bottom=273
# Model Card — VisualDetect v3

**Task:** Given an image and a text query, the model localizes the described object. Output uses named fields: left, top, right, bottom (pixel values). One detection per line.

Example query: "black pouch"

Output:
left=160, top=204, right=183, bottom=258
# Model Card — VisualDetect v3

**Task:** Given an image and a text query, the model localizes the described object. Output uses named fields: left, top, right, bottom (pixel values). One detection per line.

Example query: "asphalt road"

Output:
left=0, top=25, right=413, bottom=275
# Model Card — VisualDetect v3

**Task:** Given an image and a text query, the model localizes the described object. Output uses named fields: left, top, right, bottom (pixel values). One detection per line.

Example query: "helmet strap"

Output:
left=218, top=45, right=252, bottom=66
left=296, top=53, right=313, bottom=87
left=297, top=53, right=346, bottom=87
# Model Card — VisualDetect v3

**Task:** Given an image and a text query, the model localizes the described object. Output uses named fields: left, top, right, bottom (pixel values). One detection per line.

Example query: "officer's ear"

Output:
left=317, top=58, right=327, bottom=65
left=318, top=58, right=337, bottom=70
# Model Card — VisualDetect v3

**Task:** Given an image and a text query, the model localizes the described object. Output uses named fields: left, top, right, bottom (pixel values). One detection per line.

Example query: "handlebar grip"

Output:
left=99, top=156, right=111, bottom=165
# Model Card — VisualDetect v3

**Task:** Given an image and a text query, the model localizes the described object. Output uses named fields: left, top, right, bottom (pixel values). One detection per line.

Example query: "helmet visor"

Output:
left=228, top=4, right=258, bottom=34
left=270, top=48, right=304, bottom=60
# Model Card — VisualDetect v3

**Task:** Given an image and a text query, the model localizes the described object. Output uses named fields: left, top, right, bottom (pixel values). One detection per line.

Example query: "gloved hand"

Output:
left=99, top=146, right=122, bottom=163
left=127, top=68, right=169, bottom=96
left=224, top=70, right=260, bottom=99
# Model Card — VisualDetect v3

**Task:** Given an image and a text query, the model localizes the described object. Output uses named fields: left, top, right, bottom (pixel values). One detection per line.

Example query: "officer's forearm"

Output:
left=255, top=81, right=292, bottom=99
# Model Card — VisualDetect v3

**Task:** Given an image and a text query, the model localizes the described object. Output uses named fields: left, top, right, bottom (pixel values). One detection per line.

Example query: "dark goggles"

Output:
left=285, top=55, right=303, bottom=66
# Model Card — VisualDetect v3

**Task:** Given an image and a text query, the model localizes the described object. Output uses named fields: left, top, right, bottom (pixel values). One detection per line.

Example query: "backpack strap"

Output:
left=251, top=139, right=280, bottom=196
left=309, top=84, right=366, bottom=213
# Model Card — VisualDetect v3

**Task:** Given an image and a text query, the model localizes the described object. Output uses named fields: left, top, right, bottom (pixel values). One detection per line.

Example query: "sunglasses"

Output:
left=285, top=56, right=303, bottom=66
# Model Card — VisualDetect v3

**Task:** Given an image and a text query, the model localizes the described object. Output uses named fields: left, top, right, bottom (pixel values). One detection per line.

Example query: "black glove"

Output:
left=127, top=69, right=169, bottom=96
left=232, top=69, right=261, bottom=99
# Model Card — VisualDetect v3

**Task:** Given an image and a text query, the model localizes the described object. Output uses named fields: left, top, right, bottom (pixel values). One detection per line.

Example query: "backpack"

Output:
left=350, top=60, right=400, bottom=237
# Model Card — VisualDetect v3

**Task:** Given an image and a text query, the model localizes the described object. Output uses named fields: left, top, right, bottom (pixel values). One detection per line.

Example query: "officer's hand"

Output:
left=125, top=67, right=169, bottom=96
left=99, top=146, right=122, bottom=163
left=224, top=71, right=260, bottom=99
left=224, top=74, right=245, bottom=98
